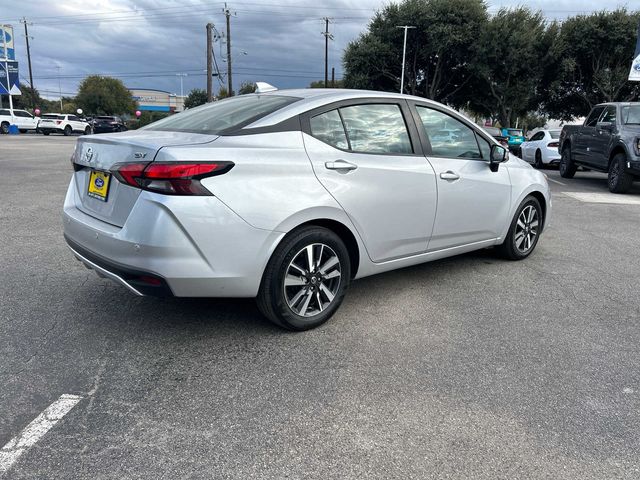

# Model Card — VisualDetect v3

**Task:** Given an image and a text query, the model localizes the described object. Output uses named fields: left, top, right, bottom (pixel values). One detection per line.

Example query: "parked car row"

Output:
left=0, top=109, right=128, bottom=135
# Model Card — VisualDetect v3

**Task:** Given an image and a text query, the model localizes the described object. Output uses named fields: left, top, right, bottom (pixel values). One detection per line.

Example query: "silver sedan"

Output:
left=63, top=88, right=551, bottom=330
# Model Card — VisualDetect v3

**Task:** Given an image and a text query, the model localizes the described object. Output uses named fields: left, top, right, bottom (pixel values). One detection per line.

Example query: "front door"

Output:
left=411, top=104, right=512, bottom=251
left=302, top=101, right=437, bottom=263
left=591, top=105, right=616, bottom=169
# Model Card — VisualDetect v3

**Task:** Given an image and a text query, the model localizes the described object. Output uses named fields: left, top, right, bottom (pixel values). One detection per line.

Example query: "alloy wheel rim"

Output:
left=514, top=205, right=539, bottom=253
left=284, top=243, right=341, bottom=318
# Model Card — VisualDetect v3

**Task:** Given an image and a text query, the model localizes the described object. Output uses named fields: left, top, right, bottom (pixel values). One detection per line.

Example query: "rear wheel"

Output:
left=19, top=129, right=27, bottom=134
left=559, top=147, right=577, bottom=178
left=42, top=131, right=50, bottom=135
left=257, top=226, right=350, bottom=331
left=63, top=125, right=72, bottom=136
left=497, top=195, right=542, bottom=260
left=534, top=150, right=544, bottom=169
left=84, top=126, right=92, bottom=135
left=608, top=153, right=634, bottom=193
left=0, top=122, right=9, bottom=134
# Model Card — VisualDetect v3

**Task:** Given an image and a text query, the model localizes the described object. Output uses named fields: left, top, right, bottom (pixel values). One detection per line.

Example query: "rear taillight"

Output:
left=111, top=161, right=234, bottom=195
left=56, top=120, right=62, bottom=125
left=548, top=141, right=559, bottom=148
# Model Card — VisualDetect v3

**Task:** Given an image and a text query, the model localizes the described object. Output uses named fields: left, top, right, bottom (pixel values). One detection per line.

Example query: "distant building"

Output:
left=128, top=88, right=184, bottom=113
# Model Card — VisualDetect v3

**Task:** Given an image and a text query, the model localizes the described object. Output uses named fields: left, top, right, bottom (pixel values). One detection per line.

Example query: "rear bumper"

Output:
left=62, top=176, right=284, bottom=297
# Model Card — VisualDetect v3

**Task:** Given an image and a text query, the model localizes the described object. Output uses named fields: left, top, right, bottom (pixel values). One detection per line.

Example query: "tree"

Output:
left=465, top=8, right=555, bottom=127
left=343, top=0, right=487, bottom=105
left=184, top=88, right=208, bottom=109
left=309, top=79, right=344, bottom=88
left=217, top=86, right=234, bottom=99
left=238, top=81, right=256, bottom=94
left=541, top=9, right=640, bottom=120
left=75, top=75, right=136, bottom=115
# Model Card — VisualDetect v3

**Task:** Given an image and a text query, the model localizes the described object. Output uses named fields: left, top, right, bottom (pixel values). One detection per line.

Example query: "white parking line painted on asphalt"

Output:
left=0, top=394, right=83, bottom=476
left=563, top=192, right=640, bottom=205
left=546, top=177, right=566, bottom=186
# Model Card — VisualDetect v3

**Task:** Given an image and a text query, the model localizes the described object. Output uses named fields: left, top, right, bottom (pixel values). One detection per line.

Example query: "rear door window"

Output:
left=339, top=104, right=413, bottom=154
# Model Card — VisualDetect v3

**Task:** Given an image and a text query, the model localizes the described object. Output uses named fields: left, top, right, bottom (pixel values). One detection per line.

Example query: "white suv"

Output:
left=0, top=108, right=40, bottom=133
left=38, top=113, right=92, bottom=136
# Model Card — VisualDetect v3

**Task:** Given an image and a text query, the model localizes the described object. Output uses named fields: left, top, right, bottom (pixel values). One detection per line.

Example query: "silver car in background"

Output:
left=63, top=88, right=551, bottom=330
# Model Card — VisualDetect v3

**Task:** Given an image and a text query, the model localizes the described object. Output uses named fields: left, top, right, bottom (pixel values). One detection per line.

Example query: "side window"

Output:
left=584, top=107, right=605, bottom=127
left=0, top=109, right=9, bottom=115
left=416, top=106, right=481, bottom=159
left=530, top=132, right=544, bottom=141
left=476, top=133, right=492, bottom=160
left=68, top=115, right=78, bottom=121
left=599, top=106, right=616, bottom=124
left=14, top=111, right=29, bottom=117
left=339, top=104, right=412, bottom=154
left=310, top=110, right=348, bottom=150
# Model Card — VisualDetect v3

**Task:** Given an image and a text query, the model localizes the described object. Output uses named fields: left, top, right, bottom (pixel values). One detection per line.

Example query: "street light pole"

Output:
left=176, top=73, right=187, bottom=98
left=56, top=65, right=62, bottom=110
left=396, top=25, right=415, bottom=95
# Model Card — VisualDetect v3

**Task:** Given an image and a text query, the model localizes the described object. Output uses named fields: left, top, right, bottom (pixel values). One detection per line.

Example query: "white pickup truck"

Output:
left=0, top=108, right=40, bottom=133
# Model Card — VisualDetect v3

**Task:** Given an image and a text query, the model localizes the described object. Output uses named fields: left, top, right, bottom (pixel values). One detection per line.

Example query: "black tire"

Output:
left=608, top=153, right=634, bottom=194
left=42, top=131, right=50, bottom=135
left=63, top=125, right=72, bottom=136
left=257, top=226, right=351, bottom=331
left=84, top=126, right=92, bottom=135
left=534, top=150, right=544, bottom=169
left=497, top=195, right=543, bottom=261
left=559, top=147, right=577, bottom=178
left=0, top=122, right=9, bottom=134
left=19, top=129, right=27, bottom=134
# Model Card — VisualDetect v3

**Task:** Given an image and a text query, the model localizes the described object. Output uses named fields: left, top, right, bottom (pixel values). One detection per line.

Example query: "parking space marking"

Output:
left=0, top=394, right=83, bottom=475
left=562, top=192, right=640, bottom=205
left=546, top=177, right=566, bottom=186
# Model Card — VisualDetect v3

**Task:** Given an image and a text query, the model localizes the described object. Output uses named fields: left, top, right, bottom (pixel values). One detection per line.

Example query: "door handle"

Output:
left=325, top=159, right=358, bottom=171
left=439, top=171, right=460, bottom=181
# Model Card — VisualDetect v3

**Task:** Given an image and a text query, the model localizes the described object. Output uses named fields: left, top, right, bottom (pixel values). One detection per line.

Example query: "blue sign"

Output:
left=0, top=26, right=15, bottom=61
left=0, top=61, right=20, bottom=94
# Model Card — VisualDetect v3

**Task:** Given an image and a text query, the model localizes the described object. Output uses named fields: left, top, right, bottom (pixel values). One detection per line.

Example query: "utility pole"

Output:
left=176, top=73, right=187, bottom=98
left=321, top=18, right=333, bottom=88
left=206, top=23, right=213, bottom=102
left=223, top=3, right=233, bottom=96
left=331, top=67, right=335, bottom=88
left=396, top=25, right=415, bottom=95
left=56, top=65, right=62, bottom=111
left=20, top=18, right=34, bottom=97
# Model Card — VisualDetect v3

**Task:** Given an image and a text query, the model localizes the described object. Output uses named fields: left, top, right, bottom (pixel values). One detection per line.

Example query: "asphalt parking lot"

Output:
left=1, top=135, right=639, bottom=479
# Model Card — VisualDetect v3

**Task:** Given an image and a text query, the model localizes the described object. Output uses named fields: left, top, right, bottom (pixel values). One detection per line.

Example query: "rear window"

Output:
left=549, top=130, right=560, bottom=139
left=144, top=95, right=300, bottom=135
left=508, top=129, right=523, bottom=136
left=43, top=114, right=64, bottom=120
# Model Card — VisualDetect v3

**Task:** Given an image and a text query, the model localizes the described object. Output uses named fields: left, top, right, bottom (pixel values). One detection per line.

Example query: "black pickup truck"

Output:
left=558, top=102, right=640, bottom=193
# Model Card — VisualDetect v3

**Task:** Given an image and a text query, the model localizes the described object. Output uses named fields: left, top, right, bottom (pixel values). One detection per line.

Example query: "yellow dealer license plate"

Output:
left=87, top=170, right=111, bottom=202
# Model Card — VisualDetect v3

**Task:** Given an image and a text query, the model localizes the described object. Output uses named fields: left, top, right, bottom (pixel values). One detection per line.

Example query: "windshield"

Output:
left=508, top=129, right=523, bottom=136
left=144, top=95, right=300, bottom=134
left=621, top=105, right=640, bottom=124
left=549, top=130, right=560, bottom=139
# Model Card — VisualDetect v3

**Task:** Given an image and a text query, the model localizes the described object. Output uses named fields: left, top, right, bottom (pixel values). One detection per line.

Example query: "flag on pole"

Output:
left=629, top=21, right=640, bottom=81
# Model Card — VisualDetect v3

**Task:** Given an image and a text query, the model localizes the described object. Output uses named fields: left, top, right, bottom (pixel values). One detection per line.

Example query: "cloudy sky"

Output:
left=0, top=0, right=631, bottom=100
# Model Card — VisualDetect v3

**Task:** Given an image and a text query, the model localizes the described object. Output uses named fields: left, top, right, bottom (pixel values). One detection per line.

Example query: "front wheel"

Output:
left=0, top=122, right=9, bottom=134
left=608, top=153, right=634, bottom=193
left=497, top=195, right=543, bottom=260
left=257, top=226, right=351, bottom=331
left=559, top=148, right=577, bottom=178
left=84, top=126, right=92, bottom=135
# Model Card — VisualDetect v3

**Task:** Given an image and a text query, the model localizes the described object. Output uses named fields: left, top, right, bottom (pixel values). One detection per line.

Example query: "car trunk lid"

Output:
left=73, top=131, right=218, bottom=227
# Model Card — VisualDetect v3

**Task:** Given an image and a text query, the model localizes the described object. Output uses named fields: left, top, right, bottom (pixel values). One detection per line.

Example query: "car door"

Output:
left=302, top=100, right=437, bottom=263
left=591, top=105, right=616, bottom=169
left=575, top=106, right=605, bottom=163
left=410, top=103, right=512, bottom=251
left=523, top=131, right=543, bottom=162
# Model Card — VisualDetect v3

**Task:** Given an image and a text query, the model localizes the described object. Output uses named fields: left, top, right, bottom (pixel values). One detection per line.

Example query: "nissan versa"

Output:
left=63, top=88, right=551, bottom=330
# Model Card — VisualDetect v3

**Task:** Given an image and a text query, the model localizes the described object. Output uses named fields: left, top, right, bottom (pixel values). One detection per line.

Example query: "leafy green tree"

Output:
left=309, top=79, right=344, bottom=88
left=541, top=9, right=640, bottom=120
left=465, top=8, right=555, bottom=127
left=75, top=75, right=136, bottom=115
left=238, top=81, right=257, bottom=94
left=217, top=86, right=234, bottom=99
left=128, top=111, right=171, bottom=129
left=343, top=0, right=487, bottom=104
left=184, top=88, right=208, bottom=109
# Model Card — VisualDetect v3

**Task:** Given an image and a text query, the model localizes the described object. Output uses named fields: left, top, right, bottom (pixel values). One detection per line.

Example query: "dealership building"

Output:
left=128, top=88, right=184, bottom=113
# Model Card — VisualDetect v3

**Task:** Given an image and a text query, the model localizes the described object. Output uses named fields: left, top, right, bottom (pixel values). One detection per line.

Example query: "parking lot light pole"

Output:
left=176, top=73, right=187, bottom=98
left=396, top=25, right=415, bottom=95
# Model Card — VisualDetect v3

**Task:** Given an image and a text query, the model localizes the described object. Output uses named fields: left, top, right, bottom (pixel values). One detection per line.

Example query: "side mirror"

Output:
left=596, top=121, right=613, bottom=131
left=489, top=144, right=508, bottom=172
